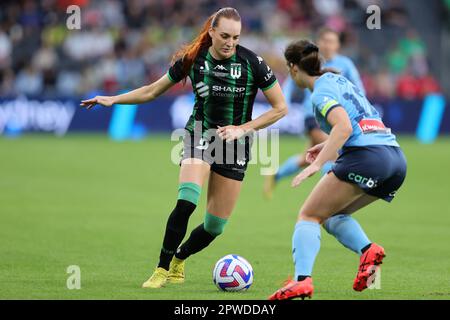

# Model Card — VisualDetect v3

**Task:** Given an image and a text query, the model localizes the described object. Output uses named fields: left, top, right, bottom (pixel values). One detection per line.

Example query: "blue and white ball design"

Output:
left=212, top=254, right=254, bottom=291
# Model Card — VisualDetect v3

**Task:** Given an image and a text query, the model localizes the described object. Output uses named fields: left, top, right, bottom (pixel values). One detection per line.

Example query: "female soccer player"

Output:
left=264, top=28, right=365, bottom=199
left=268, top=40, right=407, bottom=300
left=80, top=8, right=287, bottom=289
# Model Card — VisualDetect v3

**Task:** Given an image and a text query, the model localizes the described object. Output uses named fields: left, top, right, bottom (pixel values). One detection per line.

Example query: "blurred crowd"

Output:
left=0, top=0, right=444, bottom=100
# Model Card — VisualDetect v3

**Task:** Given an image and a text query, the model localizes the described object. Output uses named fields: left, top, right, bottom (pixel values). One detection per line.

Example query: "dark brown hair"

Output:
left=317, top=27, right=340, bottom=40
left=284, top=40, right=340, bottom=76
left=172, top=7, right=241, bottom=80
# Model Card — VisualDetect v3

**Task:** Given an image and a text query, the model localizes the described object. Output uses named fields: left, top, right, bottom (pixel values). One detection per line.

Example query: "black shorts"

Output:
left=181, top=131, right=253, bottom=181
left=304, top=115, right=319, bottom=133
left=332, top=145, right=407, bottom=202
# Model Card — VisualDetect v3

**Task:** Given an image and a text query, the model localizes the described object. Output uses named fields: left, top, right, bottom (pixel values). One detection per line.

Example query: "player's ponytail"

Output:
left=172, top=15, right=214, bottom=78
left=172, top=8, right=241, bottom=82
left=284, top=40, right=339, bottom=76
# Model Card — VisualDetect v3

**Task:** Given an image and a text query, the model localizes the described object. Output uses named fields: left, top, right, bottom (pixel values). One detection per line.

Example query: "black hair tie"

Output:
left=302, top=43, right=319, bottom=56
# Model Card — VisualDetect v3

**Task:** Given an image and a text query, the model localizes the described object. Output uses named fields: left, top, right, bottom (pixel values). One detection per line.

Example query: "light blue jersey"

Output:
left=326, top=54, right=365, bottom=94
left=311, top=72, right=399, bottom=147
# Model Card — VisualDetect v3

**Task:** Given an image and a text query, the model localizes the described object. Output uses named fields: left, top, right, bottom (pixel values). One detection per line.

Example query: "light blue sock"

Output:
left=323, top=214, right=371, bottom=256
left=321, top=161, right=334, bottom=176
left=275, top=155, right=301, bottom=182
left=292, top=220, right=321, bottom=278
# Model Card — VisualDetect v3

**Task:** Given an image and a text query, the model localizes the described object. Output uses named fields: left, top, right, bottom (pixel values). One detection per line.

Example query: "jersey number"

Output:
left=344, top=85, right=378, bottom=122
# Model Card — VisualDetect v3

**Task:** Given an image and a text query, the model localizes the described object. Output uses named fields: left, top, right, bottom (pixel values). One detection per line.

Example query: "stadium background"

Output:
left=1, top=0, right=449, bottom=300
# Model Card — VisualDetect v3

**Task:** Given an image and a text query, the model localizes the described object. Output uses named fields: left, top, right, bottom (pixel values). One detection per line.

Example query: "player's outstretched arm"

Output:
left=80, top=74, right=175, bottom=109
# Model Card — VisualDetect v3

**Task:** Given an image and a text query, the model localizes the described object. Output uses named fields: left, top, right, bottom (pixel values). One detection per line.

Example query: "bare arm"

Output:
left=241, top=82, right=288, bottom=131
left=292, top=106, right=352, bottom=187
left=80, top=74, right=175, bottom=109
left=217, top=82, right=288, bottom=141
left=311, top=107, right=352, bottom=166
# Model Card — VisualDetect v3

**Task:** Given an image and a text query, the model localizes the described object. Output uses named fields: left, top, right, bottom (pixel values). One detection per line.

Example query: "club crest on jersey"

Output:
left=230, top=63, right=242, bottom=79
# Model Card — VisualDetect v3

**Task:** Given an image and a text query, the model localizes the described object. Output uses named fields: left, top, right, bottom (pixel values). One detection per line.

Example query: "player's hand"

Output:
left=80, top=96, right=116, bottom=110
left=291, top=162, right=321, bottom=188
left=217, top=125, right=246, bottom=142
left=305, top=142, right=325, bottom=164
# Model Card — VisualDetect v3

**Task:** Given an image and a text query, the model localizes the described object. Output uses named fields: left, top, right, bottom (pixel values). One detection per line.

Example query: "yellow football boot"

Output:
left=168, top=257, right=185, bottom=284
left=142, top=267, right=168, bottom=288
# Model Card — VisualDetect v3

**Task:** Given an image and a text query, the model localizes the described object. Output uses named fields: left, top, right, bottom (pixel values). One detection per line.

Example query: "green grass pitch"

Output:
left=1, top=134, right=449, bottom=300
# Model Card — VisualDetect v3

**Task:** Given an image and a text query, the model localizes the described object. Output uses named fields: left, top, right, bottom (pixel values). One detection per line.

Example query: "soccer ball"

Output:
left=212, top=254, right=254, bottom=291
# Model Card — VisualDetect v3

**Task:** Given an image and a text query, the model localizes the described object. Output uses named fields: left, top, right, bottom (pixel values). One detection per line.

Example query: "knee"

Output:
left=169, top=182, right=201, bottom=220
left=166, top=200, right=197, bottom=234
left=323, top=213, right=350, bottom=234
left=204, top=212, right=228, bottom=237
left=298, top=209, right=325, bottom=225
left=169, top=199, right=196, bottom=221
left=178, top=182, right=201, bottom=206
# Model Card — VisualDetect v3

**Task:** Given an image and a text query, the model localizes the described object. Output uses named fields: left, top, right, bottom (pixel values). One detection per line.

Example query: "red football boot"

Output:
left=353, top=243, right=386, bottom=292
left=268, top=277, right=314, bottom=300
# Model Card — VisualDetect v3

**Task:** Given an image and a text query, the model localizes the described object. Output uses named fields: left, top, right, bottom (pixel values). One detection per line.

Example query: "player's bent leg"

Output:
left=349, top=163, right=406, bottom=291
left=144, top=197, right=198, bottom=288
left=323, top=144, right=407, bottom=292
left=204, top=212, right=229, bottom=236
left=143, top=159, right=210, bottom=289
left=204, top=171, right=241, bottom=221
left=174, top=212, right=228, bottom=260
left=323, top=194, right=386, bottom=292
left=178, top=158, right=211, bottom=185
left=323, top=195, right=378, bottom=254
left=270, top=173, right=364, bottom=299
left=159, top=196, right=197, bottom=265
left=339, top=194, right=379, bottom=215
left=173, top=172, right=241, bottom=270
left=323, top=213, right=372, bottom=255
left=299, top=172, right=364, bottom=223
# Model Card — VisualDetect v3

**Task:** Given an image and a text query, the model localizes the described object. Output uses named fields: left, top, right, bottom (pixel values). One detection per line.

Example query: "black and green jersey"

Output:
left=167, top=45, right=278, bottom=133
